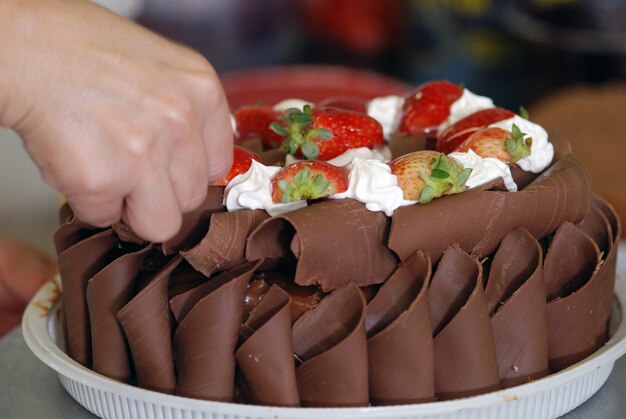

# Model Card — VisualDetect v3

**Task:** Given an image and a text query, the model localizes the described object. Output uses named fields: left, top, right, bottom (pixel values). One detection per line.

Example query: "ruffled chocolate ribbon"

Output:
left=247, top=199, right=398, bottom=291
left=484, top=229, right=549, bottom=387
left=366, top=251, right=434, bottom=405
left=429, top=246, right=501, bottom=400
left=171, top=260, right=261, bottom=401
left=292, top=283, right=369, bottom=407
left=117, top=256, right=181, bottom=393
left=389, top=154, right=592, bottom=262
left=236, top=285, right=299, bottom=406
left=181, top=209, right=268, bottom=277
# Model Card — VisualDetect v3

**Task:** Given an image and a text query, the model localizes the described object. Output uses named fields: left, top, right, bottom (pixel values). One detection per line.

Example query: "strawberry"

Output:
left=389, top=150, right=471, bottom=203
left=317, top=97, right=367, bottom=113
left=234, top=105, right=285, bottom=148
left=270, top=105, right=383, bottom=161
left=436, top=107, right=515, bottom=154
left=212, top=145, right=262, bottom=186
left=271, top=160, right=349, bottom=204
left=399, top=81, right=463, bottom=137
left=454, top=124, right=532, bottom=164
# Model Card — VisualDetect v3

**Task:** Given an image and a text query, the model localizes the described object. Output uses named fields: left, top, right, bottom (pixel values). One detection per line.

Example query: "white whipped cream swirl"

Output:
left=224, top=160, right=307, bottom=216
left=448, top=150, right=517, bottom=191
left=366, top=95, right=405, bottom=139
left=437, top=89, right=495, bottom=136
left=489, top=115, right=554, bottom=173
left=273, top=98, right=313, bottom=112
left=331, top=158, right=415, bottom=216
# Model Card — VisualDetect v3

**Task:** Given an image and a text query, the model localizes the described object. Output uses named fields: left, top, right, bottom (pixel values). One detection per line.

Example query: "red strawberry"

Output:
left=436, top=107, right=515, bottom=154
left=234, top=105, right=285, bottom=148
left=454, top=124, right=532, bottom=164
left=317, top=97, right=367, bottom=113
left=399, top=81, right=463, bottom=138
left=389, top=150, right=471, bottom=203
left=212, top=145, right=262, bottom=186
left=271, top=160, right=349, bottom=204
left=270, top=105, right=383, bottom=161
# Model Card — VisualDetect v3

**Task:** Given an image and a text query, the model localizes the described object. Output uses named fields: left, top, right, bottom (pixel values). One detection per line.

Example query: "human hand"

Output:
left=0, top=0, right=233, bottom=243
left=0, top=237, right=57, bottom=337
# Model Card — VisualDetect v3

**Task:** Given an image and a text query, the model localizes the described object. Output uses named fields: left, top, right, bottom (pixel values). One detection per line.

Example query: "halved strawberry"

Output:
left=454, top=124, right=532, bottom=164
left=234, top=105, right=285, bottom=149
left=270, top=105, right=383, bottom=161
left=399, top=81, right=463, bottom=138
left=317, top=96, right=367, bottom=113
left=212, top=145, right=262, bottom=186
left=389, top=150, right=471, bottom=203
left=436, top=107, right=514, bottom=154
left=271, top=160, right=349, bottom=204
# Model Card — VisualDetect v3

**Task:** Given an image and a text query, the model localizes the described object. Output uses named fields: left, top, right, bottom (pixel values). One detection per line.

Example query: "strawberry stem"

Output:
left=418, top=154, right=472, bottom=203
left=505, top=123, right=532, bottom=163
left=270, top=105, right=333, bottom=159
left=277, top=168, right=332, bottom=203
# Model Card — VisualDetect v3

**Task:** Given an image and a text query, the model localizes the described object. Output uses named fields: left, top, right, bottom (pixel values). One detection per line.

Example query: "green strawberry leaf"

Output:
left=301, top=142, right=320, bottom=159
left=270, top=122, right=289, bottom=136
left=431, top=168, right=450, bottom=179
left=519, top=106, right=529, bottom=120
left=420, top=185, right=435, bottom=203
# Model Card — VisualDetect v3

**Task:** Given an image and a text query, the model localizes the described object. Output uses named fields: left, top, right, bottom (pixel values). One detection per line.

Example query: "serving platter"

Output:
left=22, top=274, right=626, bottom=419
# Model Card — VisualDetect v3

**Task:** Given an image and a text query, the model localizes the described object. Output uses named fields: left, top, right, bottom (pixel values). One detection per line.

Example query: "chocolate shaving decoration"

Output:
left=57, top=229, right=118, bottom=366
left=429, top=246, right=501, bottom=400
left=292, top=284, right=368, bottom=407
left=389, top=154, right=591, bottom=262
left=111, top=220, right=147, bottom=245
left=544, top=222, right=603, bottom=372
left=247, top=199, right=398, bottom=291
left=236, top=285, right=299, bottom=407
left=53, top=214, right=102, bottom=256
left=161, top=186, right=225, bottom=255
left=86, top=243, right=152, bottom=382
left=388, top=134, right=428, bottom=159
left=58, top=202, right=74, bottom=224
left=173, top=260, right=260, bottom=401
left=485, top=229, right=549, bottom=387
left=259, top=149, right=287, bottom=166
left=117, top=257, right=181, bottom=393
left=366, top=251, right=435, bottom=405
left=181, top=209, right=268, bottom=277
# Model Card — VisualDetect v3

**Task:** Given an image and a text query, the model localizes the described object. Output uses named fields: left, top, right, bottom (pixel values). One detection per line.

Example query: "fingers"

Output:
left=122, top=167, right=183, bottom=244
left=203, top=90, right=234, bottom=181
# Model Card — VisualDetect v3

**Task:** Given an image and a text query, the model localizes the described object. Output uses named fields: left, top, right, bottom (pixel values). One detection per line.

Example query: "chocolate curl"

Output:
left=161, top=186, right=225, bottom=255
left=366, top=251, right=435, bottom=405
left=583, top=196, right=622, bottom=345
left=485, top=229, right=549, bottom=388
left=236, top=285, right=299, bottom=407
left=545, top=223, right=602, bottom=372
left=117, top=257, right=181, bottom=393
left=292, top=284, right=369, bottom=407
left=259, top=149, right=287, bottom=166
left=86, top=244, right=152, bottom=382
left=388, top=134, right=428, bottom=159
left=247, top=199, right=398, bottom=291
left=429, top=246, right=500, bottom=400
left=53, top=215, right=101, bottom=256
left=181, top=209, right=268, bottom=277
left=57, top=229, right=118, bottom=366
left=111, top=220, right=147, bottom=245
left=58, top=202, right=74, bottom=224
left=173, top=260, right=259, bottom=401
left=389, top=154, right=591, bottom=262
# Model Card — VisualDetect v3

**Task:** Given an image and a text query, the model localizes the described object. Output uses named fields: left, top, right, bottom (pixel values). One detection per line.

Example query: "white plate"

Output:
left=23, top=274, right=626, bottom=419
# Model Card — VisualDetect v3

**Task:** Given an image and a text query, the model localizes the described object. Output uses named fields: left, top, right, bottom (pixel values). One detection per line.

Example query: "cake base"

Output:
left=22, top=274, right=626, bottom=419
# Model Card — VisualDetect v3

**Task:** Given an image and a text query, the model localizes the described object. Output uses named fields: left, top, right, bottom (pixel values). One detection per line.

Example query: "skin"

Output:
left=0, top=0, right=233, bottom=334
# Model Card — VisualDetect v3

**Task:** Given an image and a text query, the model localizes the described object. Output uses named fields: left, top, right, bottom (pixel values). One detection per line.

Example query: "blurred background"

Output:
left=1, top=0, right=625, bottom=255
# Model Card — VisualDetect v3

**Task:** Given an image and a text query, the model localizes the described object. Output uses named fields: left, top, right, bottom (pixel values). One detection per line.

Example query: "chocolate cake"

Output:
left=53, top=82, right=621, bottom=408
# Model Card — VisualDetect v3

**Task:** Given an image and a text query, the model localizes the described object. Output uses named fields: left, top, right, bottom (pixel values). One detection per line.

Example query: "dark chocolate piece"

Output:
left=86, top=244, right=152, bottom=382
left=236, top=285, right=299, bottom=407
left=388, top=134, right=428, bottom=159
left=292, top=284, right=368, bottom=407
left=111, top=220, right=147, bottom=245
left=57, top=229, right=118, bottom=366
left=485, top=229, right=549, bottom=387
left=117, top=257, right=181, bottom=393
left=161, top=186, right=225, bottom=255
left=259, top=149, right=287, bottom=166
left=366, top=251, right=435, bottom=405
left=53, top=215, right=101, bottom=256
left=429, top=246, right=501, bottom=400
left=544, top=223, right=602, bottom=371
left=389, top=154, right=591, bottom=262
left=181, top=209, right=268, bottom=277
left=247, top=199, right=398, bottom=291
left=173, top=261, right=259, bottom=401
